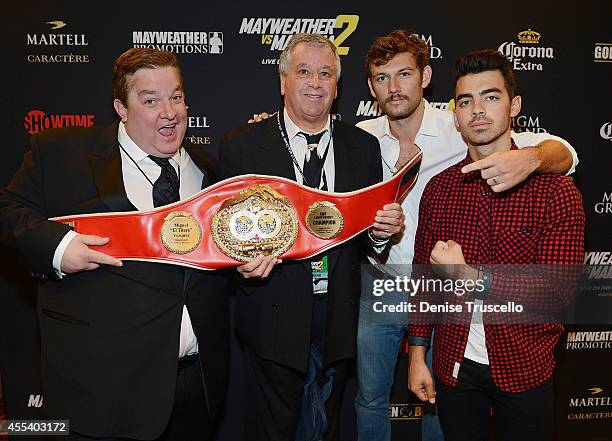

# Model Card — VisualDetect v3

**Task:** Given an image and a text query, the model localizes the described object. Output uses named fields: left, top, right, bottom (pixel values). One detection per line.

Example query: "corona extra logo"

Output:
left=517, top=28, right=541, bottom=44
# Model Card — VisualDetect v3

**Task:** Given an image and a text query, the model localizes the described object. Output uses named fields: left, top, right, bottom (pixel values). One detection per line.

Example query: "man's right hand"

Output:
left=408, top=346, right=436, bottom=403
left=60, top=233, right=123, bottom=273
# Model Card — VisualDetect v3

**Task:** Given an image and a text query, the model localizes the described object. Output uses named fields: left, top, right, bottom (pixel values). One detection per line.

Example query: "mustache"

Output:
left=385, top=94, right=409, bottom=104
left=469, top=114, right=493, bottom=125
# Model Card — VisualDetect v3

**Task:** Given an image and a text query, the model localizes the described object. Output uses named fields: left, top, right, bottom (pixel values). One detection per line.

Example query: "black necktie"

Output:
left=299, top=131, right=326, bottom=189
left=149, top=156, right=180, bottom=207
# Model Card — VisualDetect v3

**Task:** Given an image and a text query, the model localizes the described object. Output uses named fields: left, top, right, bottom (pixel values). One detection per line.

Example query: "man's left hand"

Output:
left=370, top=202, right=404, bottom=239
left=461, top=148, right=540, bottom=192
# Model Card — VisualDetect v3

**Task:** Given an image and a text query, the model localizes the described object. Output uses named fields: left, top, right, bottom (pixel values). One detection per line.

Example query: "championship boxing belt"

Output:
left=51, top=152, right=421, bottom=270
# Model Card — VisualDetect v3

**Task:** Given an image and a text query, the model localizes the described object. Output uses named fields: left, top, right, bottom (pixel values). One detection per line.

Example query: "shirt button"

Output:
left=272, top=303, right=279, bottom=311
left=481, top=191, right=490, bottom=197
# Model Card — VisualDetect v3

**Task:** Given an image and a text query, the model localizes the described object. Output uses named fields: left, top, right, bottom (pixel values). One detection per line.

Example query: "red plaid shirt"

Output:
left=408, top=146, right=585, bottom=392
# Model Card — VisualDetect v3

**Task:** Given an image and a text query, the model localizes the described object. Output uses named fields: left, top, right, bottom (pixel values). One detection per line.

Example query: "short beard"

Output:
left=382, top=96, right=420, bottom=121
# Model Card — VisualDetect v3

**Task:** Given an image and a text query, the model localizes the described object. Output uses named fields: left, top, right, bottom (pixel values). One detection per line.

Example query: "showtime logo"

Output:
left=24, top=109, right=94, bottom=135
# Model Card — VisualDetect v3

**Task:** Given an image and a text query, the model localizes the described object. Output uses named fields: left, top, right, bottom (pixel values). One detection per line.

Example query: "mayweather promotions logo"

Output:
left=26, top=20, right=90, bottom=63
left=594, top=43, right=612, bottom=63
left=238, top=15, right=359, bottom=65
left=132, top=31, right=223, bottom=54
left=498, top=28, right=554, bottom=71
left=566, top=329, right=612, bottom=350
left=24, top=109, right=94, bottom=135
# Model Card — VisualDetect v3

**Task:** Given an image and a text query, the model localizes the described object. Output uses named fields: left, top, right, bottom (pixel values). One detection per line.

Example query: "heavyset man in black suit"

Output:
left=219, top=33, right=404, bottom=441
left=0, top=49, right=229, bottom=440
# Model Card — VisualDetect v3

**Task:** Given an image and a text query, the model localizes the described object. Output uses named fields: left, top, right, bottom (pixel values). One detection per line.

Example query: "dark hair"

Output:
left=364, top=29, right=429, bottom=76
left=454, top=49, right=516, bottom=98
left=113, top=48, right=182, bottom=106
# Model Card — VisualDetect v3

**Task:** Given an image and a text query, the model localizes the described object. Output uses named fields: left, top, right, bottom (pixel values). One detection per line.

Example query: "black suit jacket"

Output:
left=219, top=116, right=382, bottom=372
left=0, top=121, right=230, bottom=439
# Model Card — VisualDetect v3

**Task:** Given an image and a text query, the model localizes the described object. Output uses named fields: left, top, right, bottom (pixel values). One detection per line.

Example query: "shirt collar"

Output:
left=283, top=108, right=330, bottom=140
left=118, top=121, right=182, bottom=165
left=418, top=99, right=440, bottom=138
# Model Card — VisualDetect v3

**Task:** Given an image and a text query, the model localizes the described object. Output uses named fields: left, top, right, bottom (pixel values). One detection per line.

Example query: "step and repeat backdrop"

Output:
left=1, top=1, right=610, bottom=440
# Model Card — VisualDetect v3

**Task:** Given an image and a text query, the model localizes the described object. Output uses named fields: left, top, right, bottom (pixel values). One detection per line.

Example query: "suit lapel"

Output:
left=89, top=121, right=136, bottom=213
left=260, top=115, right=299, bottom=181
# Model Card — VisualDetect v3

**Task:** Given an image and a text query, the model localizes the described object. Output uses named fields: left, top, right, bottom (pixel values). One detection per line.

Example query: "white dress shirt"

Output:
left=283, top=109, right=335, bottom=191
left=357, top=99, right=579, bottom=363
left=53, top=122, right=203, bottom=358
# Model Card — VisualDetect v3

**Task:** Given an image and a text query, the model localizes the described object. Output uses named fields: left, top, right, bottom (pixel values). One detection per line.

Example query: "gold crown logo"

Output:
left=518, top=29, right=541, bottom=44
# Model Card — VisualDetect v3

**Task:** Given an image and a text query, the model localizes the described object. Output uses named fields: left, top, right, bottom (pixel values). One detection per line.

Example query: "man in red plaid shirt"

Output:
left=407, top=49, right=585, bottom=441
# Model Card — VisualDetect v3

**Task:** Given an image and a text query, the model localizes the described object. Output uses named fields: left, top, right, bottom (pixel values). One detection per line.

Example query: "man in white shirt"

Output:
left=0, top=48, right=230, bottom=440
left=354, top=29, right=577, bottom=441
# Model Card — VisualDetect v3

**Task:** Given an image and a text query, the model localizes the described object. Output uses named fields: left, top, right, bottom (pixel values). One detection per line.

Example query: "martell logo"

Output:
left=567, top=388, right=612, bottom=421
left=24, top=109, right=95, bottom=135
left=239, top=15, right=359, bottom=64
left=594, top=43, right=612, bottom=63
left=511, top=114, right=547, bottom=133
left=389, top=403, right=423, bottom=420
left=186, top=115, right=212, bottom=145
left=26, top=20, right=90, bottom=63
left=498, top=28, right=554, bottom=71
left=46, top=20, right=66, bottom=30
left=132, top=31, right=223, bottom=54
left=600, top=122, right=612, bottom=141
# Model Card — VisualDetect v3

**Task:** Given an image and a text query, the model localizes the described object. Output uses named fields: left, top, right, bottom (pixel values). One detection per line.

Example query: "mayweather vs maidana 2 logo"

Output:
left=498, top=28, right=554, bottom=71
left=26, top=21, right=90, bottom=63
left=239, top=15, right=359, bottom=64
